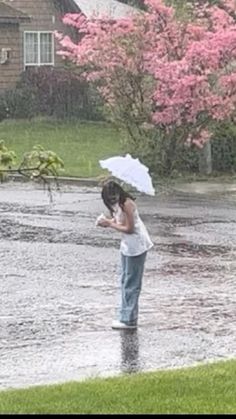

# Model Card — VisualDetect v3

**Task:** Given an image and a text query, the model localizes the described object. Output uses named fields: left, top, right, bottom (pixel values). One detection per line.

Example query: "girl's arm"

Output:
left=98, top=200, right=135, bottom=234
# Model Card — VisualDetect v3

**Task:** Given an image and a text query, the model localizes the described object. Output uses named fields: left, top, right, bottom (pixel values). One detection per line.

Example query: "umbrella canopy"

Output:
left=99, top=154, right=155, bottom=196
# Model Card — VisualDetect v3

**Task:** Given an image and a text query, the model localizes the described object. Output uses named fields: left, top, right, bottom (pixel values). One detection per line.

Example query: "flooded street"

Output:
left=1, top=181, right=236, bottom=390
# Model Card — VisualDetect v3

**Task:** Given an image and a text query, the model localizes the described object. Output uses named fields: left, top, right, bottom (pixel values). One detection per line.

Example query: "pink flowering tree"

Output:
left=57, top=0, right=236, bottom=175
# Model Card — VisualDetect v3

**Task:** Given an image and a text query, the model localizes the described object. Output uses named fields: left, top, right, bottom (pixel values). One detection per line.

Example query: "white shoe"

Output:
left=111, top=320, right=137, bottom=330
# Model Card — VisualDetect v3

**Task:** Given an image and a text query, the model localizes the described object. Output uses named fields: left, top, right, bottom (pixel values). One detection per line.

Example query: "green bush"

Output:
left=137, top=123, right=236, bottom=177
left=18, top=67, right=104, bottom=121
left=2, top=87, right=38, bottom=119
left=211, top=122, right=236, bottom=173
left=0, top=95, right=9, bottom=121
left=0, top=67, right=105, bottom=122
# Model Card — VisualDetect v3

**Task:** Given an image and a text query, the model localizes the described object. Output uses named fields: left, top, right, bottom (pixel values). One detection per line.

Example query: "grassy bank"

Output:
left=0, top=119, right=123, bottom=178
left=0, top=359, right=236, bottom=414
left=1, top=119, right=235, bottom=184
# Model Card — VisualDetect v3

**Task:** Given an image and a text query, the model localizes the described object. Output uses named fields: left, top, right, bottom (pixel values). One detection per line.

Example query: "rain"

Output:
left=1, top=0, right=236, bottom=407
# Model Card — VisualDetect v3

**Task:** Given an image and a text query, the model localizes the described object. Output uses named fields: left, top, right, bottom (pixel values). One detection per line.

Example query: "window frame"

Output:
left=24, top=31, right=55, bottom=68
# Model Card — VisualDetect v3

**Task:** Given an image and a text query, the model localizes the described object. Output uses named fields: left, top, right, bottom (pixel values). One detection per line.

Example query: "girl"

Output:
left=97, top=180, right=153, bottom=329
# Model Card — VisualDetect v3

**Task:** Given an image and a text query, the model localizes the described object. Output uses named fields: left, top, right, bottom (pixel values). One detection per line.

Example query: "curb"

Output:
left=6, top=174, right=101, bottom=187
left=5, top=174, right=236, bottom=195
left=5, top=174, right=155, bottom=195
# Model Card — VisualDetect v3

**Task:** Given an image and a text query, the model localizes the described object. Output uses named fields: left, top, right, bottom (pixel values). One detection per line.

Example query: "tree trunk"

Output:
left=199, top=140, right=212, bottom=175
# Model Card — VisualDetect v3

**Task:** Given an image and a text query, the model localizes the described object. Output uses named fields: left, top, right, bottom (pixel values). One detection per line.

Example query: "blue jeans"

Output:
left=119, top=251, right=147, bottom=325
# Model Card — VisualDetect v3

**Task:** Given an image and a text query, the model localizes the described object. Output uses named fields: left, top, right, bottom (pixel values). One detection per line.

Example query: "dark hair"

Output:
left=101, top=180, right=135, bottom=215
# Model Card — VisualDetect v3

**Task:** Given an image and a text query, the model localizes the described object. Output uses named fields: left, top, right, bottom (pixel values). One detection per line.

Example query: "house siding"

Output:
left=0, top=0, right=69, bottom=91
left=3, top=0, right=65, bottom=30
left=0, top=23, right=21, bottom=91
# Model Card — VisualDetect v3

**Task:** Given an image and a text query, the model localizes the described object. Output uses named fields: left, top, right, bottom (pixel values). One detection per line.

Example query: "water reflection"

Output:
left=120, top=330, right=140, bottom=374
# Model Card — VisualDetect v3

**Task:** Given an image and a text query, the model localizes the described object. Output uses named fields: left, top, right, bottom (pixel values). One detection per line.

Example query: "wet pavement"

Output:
left=1, top=181, right=236, bottom=390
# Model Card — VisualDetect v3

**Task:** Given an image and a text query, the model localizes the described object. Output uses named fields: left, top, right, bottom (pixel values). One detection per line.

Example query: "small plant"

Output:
left=0, top=140, right=16, bottom=181
left=0, top=141, right=64, bottom=201
left=19, top=145, right=64, bottom=180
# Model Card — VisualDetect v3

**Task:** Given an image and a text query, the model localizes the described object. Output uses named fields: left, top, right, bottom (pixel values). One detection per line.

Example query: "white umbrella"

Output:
left=99, top=153, right=155, bottom=196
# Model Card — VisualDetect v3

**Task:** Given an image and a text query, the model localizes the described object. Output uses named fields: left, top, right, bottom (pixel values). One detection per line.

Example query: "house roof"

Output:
left=0, top=1, right=30, bottom=23
left=71, top=0, right=137, bottom=19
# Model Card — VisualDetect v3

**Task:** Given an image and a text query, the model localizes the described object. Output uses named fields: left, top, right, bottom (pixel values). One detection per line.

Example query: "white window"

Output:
left=24, top=32, right=54, bottom=67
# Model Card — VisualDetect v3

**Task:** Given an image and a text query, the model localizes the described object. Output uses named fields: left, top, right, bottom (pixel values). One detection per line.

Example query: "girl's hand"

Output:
left=97, top=217, right=112, bottom=228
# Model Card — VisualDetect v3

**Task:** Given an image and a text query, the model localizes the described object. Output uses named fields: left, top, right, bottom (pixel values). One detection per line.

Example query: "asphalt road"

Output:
left=1, top=181, right=236, bottom=390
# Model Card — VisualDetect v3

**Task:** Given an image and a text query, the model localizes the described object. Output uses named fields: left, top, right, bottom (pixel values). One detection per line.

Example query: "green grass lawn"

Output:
left=0, top=359, right=236, bottom=414
left=0, top=119, right=123, bottom=178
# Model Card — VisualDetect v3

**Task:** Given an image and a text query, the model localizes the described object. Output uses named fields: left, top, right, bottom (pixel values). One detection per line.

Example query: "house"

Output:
left=0, top=0, right=136, bottom=92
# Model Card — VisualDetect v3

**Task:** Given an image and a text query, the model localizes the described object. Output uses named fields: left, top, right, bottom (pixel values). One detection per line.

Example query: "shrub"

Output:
left=18, top=67, right=104, bottom=121
left=0, top=67, right=105, bottom=122
left=2, top=87, right=38, bottom=119
left=0, top=95, right=8, bottom=121
left=212, top=122, right=236, bottom=173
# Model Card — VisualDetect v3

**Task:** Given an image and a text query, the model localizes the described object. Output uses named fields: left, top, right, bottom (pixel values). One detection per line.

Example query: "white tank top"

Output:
left=113, top=203, right=153, bottom=257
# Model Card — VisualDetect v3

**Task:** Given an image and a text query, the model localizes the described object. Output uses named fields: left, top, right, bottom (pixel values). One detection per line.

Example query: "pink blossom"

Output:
left=57, top=0, right=236, bottom=148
